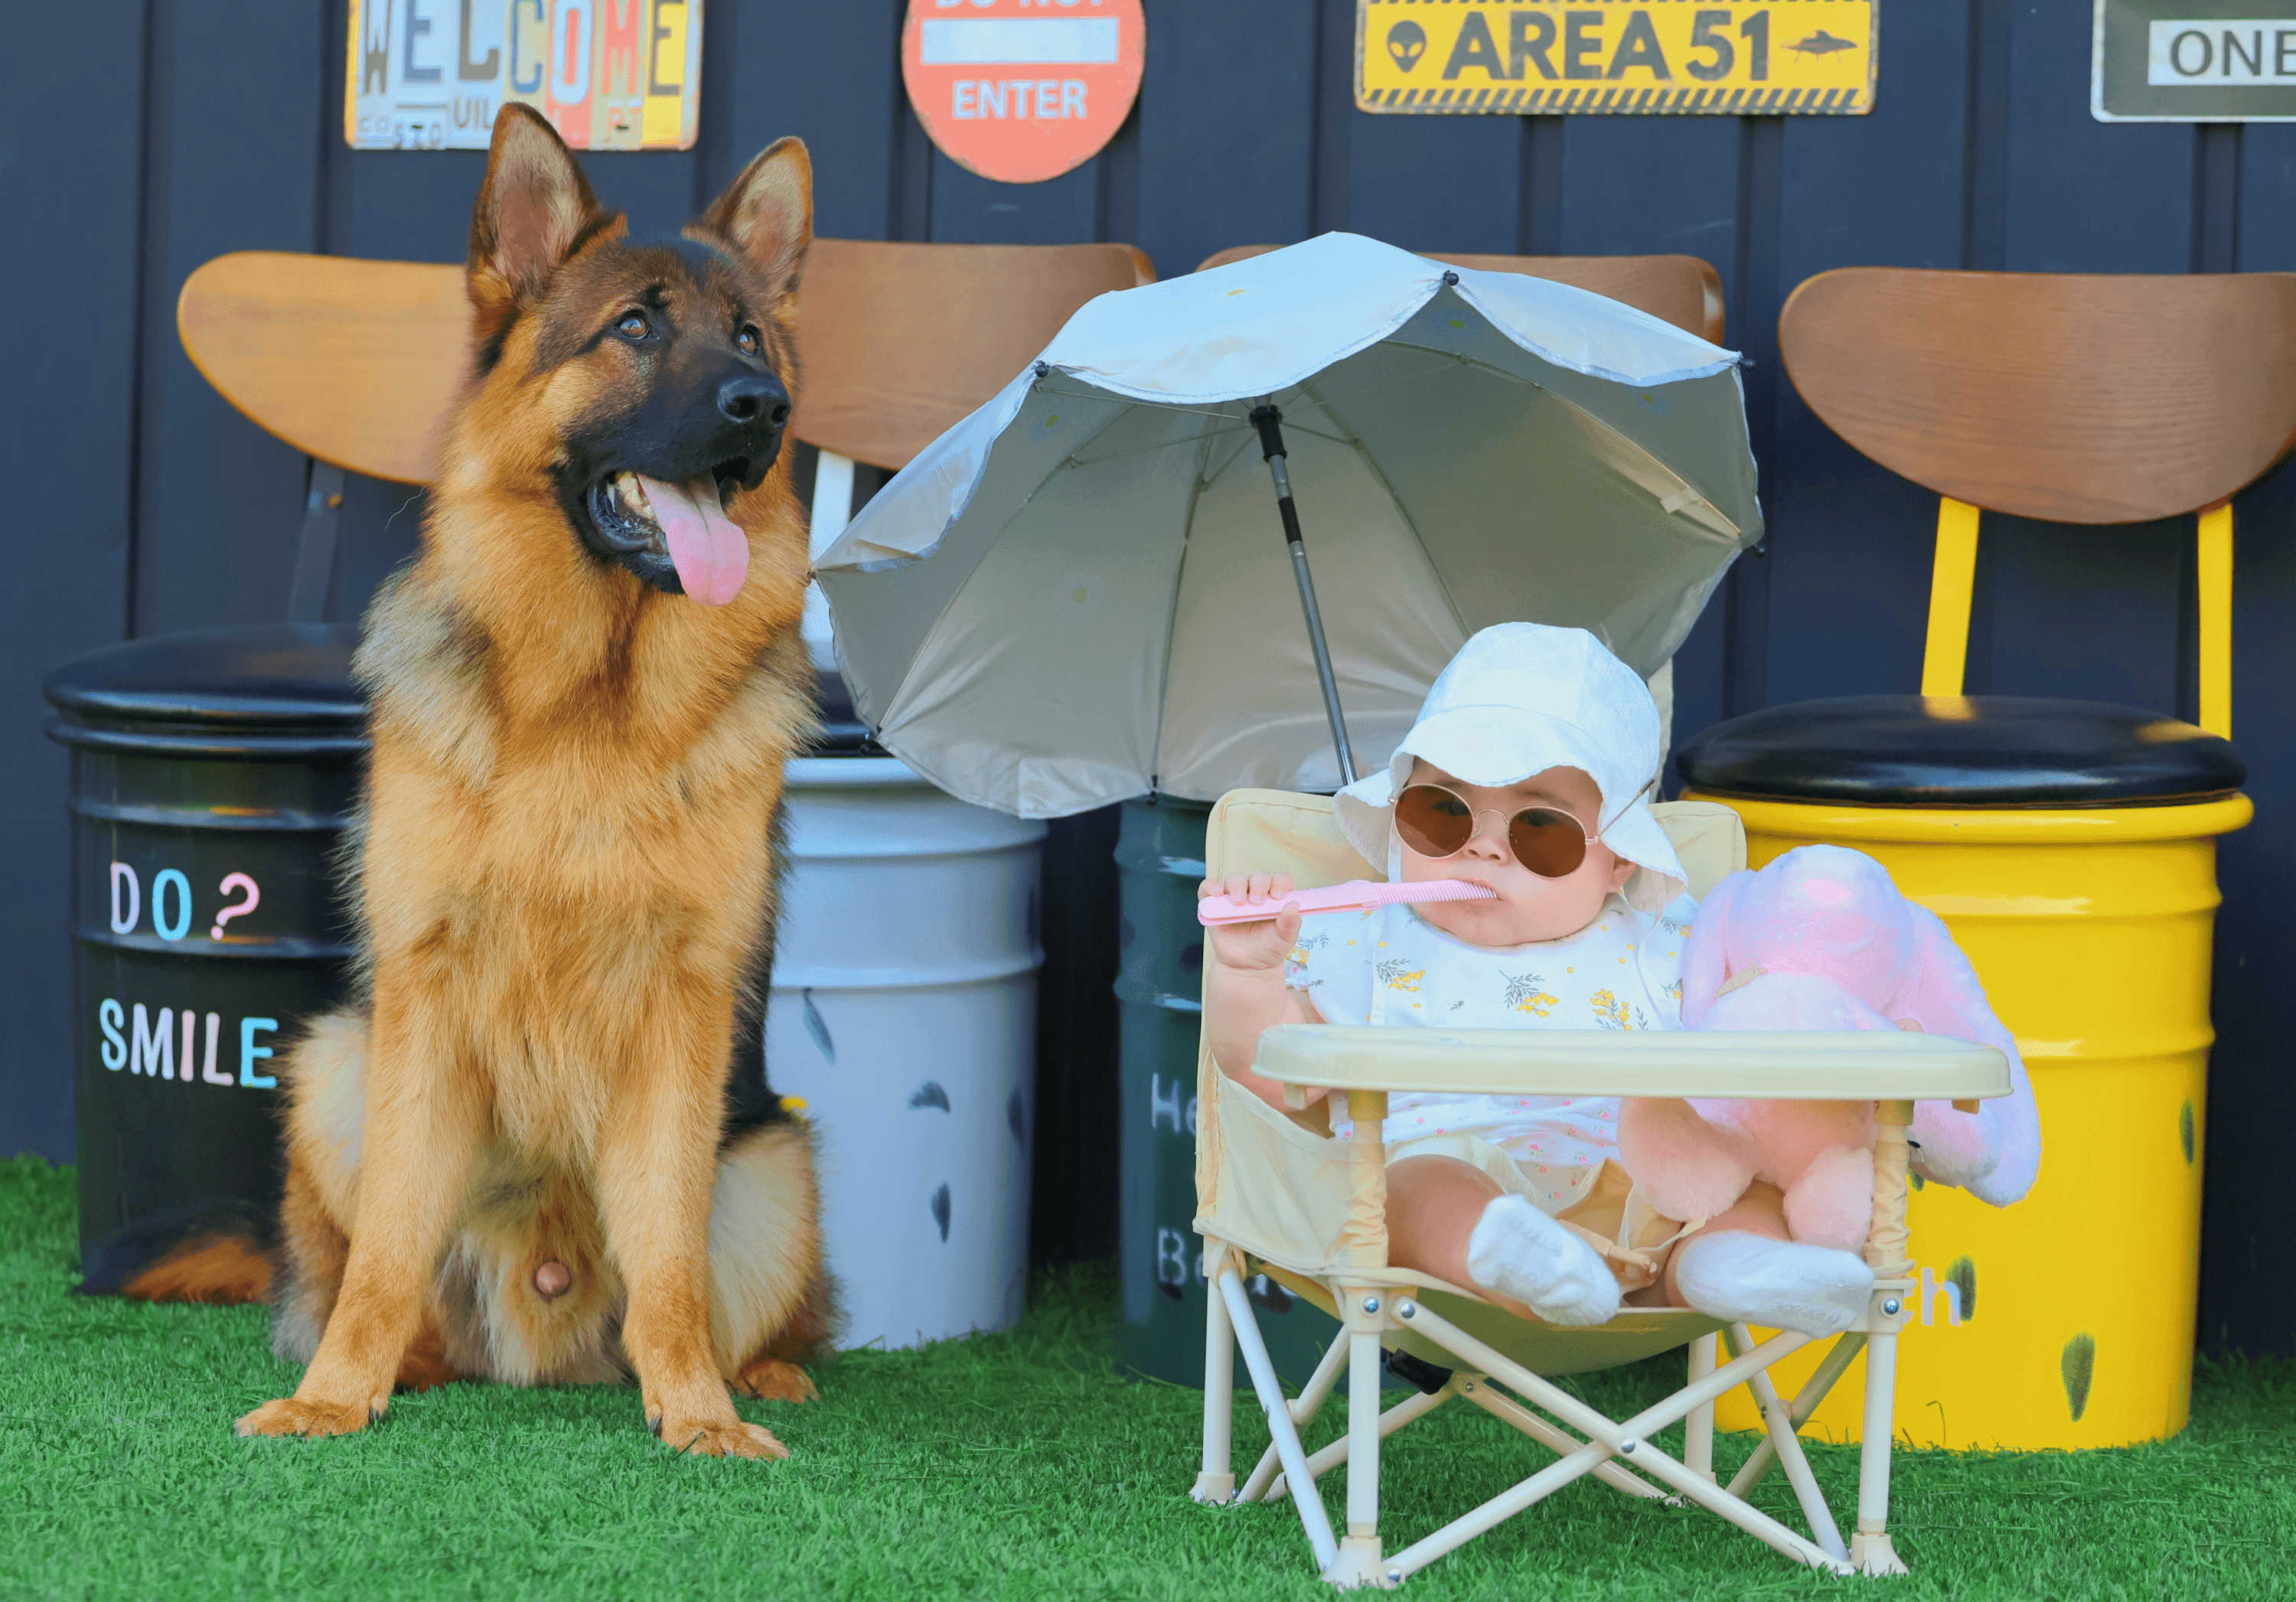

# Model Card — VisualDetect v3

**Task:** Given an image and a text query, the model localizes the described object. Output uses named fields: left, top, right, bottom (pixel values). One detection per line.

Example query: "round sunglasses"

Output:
left=1393, top=781, right=1644, bottom=879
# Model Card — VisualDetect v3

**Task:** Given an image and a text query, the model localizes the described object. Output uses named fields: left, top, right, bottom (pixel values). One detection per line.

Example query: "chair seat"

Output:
left=1677, top=694, right=2245, bottom=808
left=1261, top=1261, right=1722, bottom=1379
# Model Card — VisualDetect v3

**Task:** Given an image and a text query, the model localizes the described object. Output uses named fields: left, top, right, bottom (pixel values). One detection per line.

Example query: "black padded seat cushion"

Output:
left=1676, top=695, right=2245, bottom=808
left=44, top=623, right=364, bottom=733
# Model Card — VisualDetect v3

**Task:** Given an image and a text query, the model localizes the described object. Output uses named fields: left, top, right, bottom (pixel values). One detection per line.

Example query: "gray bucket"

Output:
left=770, top=753, right=1046, bottom=1348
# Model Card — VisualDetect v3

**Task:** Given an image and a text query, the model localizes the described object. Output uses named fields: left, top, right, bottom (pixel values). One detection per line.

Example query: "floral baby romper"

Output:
left=1284, top=890, right=1698, bottom=1215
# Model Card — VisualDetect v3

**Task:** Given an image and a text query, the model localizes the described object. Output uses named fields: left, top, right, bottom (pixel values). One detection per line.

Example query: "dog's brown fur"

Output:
left=186, top=107, right=833, bottom=1458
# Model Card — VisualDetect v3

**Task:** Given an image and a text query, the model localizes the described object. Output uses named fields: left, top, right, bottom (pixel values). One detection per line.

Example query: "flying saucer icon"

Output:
left=1789, top=30, right=1857, bottom=58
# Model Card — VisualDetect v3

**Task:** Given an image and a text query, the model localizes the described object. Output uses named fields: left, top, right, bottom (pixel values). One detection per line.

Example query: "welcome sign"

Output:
left=345, top=0, right=703, bottom=150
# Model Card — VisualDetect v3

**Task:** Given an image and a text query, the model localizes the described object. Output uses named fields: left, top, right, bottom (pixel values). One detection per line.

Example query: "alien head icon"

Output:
left=1387, top=20, right=1426, bottom=73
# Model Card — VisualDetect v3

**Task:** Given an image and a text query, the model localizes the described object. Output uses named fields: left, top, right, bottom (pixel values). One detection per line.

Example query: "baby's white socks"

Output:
left=1672, top=1229, right=1874, bottom=1336
left=1465, top=1195, right=1619, bottom=1326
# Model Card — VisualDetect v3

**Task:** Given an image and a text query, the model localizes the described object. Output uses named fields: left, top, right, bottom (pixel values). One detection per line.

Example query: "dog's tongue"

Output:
left=638, top=475, right=748, bottom=605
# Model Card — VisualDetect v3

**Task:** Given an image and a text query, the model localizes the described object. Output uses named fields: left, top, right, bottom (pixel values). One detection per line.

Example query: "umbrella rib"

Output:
left=1146, top=415, right=1228, bottom=794
left=1068, top=423, right=1254, bottom=468
left=1270, top=354, right=1466, bottom=421
left=1199, top=428, right=1255, bottom=489
left=1290, top=368, right=1474, bottom=645
left=1032, top=386, right=1252, bottom=424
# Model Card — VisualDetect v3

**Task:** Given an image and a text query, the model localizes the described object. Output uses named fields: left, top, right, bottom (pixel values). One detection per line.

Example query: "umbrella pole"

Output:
left=1250, top=403, right=1358, bottom=787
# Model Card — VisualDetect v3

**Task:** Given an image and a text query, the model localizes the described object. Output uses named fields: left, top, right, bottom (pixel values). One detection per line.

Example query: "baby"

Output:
left=1200, top=624, right=1874, bottom=1336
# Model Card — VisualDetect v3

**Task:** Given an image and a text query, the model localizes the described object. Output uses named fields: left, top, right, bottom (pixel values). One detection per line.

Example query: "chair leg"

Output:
left=1195, top=1241, right=1238, bottom=1504
left=1728, top=1333, right=1866, bottom=1499
left=1684, top=1331, right=1718, bottom=1484
left=1246, top=1329, right=1352, bottom=1503
left=1218, top=1264, right=1340, bottom=1574
left=1457, top=1378, right=1673, bottom=1502
left=1267, top=1381, right=1449, bottom=1503
left=1730, top=1324, right=1847, bottom=1564
left=1326, top=1322, right=1391, bottom=1588
left=1850, top=1326, right=1910, bottom=1576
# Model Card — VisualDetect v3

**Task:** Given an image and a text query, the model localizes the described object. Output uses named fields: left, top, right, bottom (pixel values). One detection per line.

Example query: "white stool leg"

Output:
left=1685, top=1330, right=1717, bottom=1483
left=804, top=449, right=856, bottom=670
left=1195, top=1241, right=1237, bottom=1503
left=1326, top=1292, right=1392, bottom=1590
left=1851, top=1326, right=1909, bottom=1575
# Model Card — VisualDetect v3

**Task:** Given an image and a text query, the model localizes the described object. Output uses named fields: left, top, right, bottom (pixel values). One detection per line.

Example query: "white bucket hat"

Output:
left=1333, top=623, right=1688, bottom=913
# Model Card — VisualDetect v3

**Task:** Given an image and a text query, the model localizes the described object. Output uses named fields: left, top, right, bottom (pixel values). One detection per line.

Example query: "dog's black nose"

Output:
left=719, top=374, right=791, bottom=429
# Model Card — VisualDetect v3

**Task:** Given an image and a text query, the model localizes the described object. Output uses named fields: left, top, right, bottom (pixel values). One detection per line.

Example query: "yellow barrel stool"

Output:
left=1681, top=695, right=2246, bottom=1449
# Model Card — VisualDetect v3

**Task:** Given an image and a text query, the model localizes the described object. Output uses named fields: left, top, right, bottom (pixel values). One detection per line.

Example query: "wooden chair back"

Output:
left=1778, top=268, right=2296, bottom=736
left=1779, top=268, right=2296, bottom=526
left=1193, top=245, right=1725, bottom=345
left=794, top=238, right=1155, bottom=470
left=178, top=252, right=467, bottom=486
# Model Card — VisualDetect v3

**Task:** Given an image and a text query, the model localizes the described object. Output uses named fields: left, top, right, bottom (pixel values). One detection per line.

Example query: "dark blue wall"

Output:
left=5, top=0, right=2292, bottom=1352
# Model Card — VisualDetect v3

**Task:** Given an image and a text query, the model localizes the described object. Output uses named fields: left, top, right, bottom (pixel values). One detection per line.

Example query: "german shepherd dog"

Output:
left=126, top=106, right=833, bottom=1460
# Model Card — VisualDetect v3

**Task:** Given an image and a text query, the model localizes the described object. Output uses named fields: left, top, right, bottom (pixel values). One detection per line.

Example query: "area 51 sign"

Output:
left=1357, top=0, right=1875, bottom=116
left=2094, top=0, right=2296, bottom=119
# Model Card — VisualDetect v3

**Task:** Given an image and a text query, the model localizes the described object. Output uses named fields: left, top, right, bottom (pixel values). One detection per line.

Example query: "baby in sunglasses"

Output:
left=1201, top=624, right=1875, bottom=1336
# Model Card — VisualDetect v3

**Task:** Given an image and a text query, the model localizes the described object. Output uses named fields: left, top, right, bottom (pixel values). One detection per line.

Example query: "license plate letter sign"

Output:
left=345, top=0, right=703, bottom=150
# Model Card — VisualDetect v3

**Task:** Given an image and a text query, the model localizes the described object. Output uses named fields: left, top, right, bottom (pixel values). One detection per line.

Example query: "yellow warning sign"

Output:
left=1357, top=1, right=1875, bottom=116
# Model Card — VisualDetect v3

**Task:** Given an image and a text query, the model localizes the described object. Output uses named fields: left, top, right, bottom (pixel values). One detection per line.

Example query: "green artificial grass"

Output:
left=2, top=1156, right=2289, bottom=1601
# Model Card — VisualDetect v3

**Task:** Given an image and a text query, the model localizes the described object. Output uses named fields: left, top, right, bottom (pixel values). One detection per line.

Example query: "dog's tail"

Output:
left=78, top=1198, right=275, bottom=1304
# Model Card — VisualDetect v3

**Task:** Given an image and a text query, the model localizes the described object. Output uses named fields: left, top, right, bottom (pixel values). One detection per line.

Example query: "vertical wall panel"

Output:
left=1755, top=3, right=1975, bottom=716
left=133, top=0, right=327, bottom=638
left=2203, top=452, right=2296, bottom=1356
left=1345, top=113, right=1524, bottom=254
left=0, top=0, right=151, bottom=1163
left=1554, top=116, right=1748, bottom=749
left=1133, top=0, right=1318, bottom=277
left=716, top=0, right=903, bottom=240
left=930, top=152, right=1103, bottom=245
left=2004, top=0, right=2194, bottom=271
left=1557, top=119, right=1743, bottom=292
left=2239, top=127, right=2296, bottom=271
left=1975, top=0, right=2193, bottom=714
left=2206, top=122, right=2295, bottom=1359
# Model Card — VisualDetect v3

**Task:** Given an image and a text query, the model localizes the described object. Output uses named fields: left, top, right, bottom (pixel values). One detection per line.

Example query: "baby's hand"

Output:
left=1200, top=873, right=1303, bottom=973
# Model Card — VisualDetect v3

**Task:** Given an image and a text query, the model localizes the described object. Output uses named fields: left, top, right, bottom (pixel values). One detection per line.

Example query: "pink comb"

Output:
left=1196, top=878, right=1499, bottom=927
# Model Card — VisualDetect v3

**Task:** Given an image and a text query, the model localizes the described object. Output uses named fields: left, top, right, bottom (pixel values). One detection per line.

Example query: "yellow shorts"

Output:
left=1384, top=1138, right=1694, bottom=1292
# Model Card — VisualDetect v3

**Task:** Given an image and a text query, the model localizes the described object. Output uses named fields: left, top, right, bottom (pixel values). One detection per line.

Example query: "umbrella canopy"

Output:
left=816, top=232, right=1760, bottom=819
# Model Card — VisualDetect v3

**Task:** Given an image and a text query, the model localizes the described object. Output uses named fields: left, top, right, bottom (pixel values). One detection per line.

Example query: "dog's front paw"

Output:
left=236, top=1396, right=373, bottom=1439
left=730, top=1358, right=817, bottom=1403
left=654, top=1411, right=790, bottom=1460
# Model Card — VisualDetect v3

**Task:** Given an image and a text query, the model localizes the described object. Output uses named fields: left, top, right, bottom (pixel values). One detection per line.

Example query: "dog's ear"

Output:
left=696, top=138, right=814, bottom=312
left=468, top=104, right=610, bottom=344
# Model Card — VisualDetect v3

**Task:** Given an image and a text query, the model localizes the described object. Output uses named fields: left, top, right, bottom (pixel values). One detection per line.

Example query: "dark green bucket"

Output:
left=1114, top=795, right=1342, bottom=1388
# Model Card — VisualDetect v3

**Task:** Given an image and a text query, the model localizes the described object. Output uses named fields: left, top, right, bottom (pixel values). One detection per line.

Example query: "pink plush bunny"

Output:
left=1618, top=844, right=2041, bottom=1252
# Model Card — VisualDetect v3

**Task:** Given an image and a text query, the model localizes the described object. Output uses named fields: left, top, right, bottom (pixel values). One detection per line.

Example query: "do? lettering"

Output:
left=106, top=863, right=262, bottom=944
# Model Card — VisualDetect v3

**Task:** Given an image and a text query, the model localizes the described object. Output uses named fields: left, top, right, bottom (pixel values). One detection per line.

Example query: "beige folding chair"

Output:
left=1189, top=790, right=2011, bottom=1586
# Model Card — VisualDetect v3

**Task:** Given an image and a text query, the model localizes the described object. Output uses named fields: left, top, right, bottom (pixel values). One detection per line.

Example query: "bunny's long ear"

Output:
left=1678, top=869, right=1746, bottom=1029
left=1902, top=903, right=2042, bottom=1205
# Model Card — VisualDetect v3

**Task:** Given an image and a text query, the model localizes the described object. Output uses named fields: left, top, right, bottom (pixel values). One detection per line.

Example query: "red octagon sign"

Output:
left=902, top=0, right=1146, bottom=185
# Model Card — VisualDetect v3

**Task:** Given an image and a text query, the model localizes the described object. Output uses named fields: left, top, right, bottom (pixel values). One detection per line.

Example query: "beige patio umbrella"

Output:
left=815, top=232, right=1760, bottom=817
